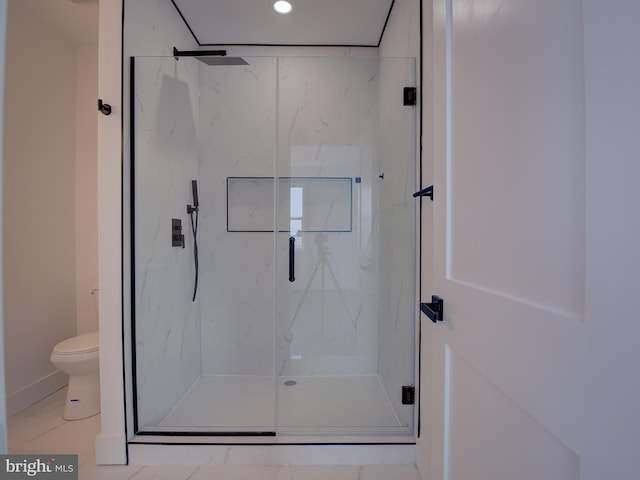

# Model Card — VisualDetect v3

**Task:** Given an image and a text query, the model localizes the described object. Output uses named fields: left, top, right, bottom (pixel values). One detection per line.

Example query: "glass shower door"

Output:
left=275, top=57, right=417, bottom=435
left=131, top=54, right=416, bottom=437
left=131, top=55, right=278, bottom=434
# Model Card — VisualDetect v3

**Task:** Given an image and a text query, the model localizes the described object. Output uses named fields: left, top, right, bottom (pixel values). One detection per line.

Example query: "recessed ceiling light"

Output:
left=273, top=0, right=293, bottom=15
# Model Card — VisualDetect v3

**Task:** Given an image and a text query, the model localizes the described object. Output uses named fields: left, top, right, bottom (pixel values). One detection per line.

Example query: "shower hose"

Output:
left=189, top=206, right=199, bottom=302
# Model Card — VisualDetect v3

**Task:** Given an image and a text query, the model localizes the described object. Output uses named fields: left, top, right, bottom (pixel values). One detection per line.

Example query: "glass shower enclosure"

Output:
left=130, top=54, right=417, bottom=436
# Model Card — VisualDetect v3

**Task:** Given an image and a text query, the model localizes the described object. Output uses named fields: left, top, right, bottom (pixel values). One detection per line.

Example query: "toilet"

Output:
left=50, top=332, right=100, bottom=420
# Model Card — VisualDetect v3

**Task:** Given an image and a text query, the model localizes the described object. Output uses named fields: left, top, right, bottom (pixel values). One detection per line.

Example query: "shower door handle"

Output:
left=289, top=236, right=296, bottom=282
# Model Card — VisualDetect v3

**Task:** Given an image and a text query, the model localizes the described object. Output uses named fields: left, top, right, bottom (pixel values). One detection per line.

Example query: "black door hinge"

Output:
left=402, top=386, right=415, bottom=405
left=403, top=87, right=417, bottom=106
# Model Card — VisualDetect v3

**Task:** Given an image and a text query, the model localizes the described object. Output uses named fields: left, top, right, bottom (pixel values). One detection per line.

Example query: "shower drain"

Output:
left=284, top=380, right=297, bottom=387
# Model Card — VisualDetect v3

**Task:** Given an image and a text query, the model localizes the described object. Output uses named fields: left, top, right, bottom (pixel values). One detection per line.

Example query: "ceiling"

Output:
left=16, top=1, right=393, bottom=48
left=20, top=0, right=98, bottom=46
left=172, top=0, right=396, bottom=47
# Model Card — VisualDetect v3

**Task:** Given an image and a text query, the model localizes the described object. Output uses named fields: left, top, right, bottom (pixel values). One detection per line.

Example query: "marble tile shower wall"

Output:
left=275, top=57, right=381, bottom=377
left=197, top=57, right=382, bottom=377
left=134, top=56, right=202, bottom=427
left=198, top=57, right=277, bottom=376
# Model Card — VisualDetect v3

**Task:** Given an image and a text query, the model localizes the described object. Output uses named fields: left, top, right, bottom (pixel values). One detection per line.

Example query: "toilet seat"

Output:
left=53, top=332, right=99, bottom=355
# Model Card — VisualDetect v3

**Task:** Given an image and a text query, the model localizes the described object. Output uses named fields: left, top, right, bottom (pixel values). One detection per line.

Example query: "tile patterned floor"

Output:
left=8, top=388, right=422, bottom=480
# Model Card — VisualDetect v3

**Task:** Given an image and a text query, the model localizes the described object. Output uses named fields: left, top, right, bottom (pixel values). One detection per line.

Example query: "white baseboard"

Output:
left=128, top=444, right=416, bottom=466
left=95, top=433, right=127, bottom=465
left=6, top=370, right=68, bottom=417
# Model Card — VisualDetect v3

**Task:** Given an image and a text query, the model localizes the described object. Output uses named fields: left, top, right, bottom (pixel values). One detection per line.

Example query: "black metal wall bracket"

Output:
left=421, top=295, right=444, bottom=323
left=98, top=99, right=111, bottom=116
left=413, top=185, right=433, bottom=201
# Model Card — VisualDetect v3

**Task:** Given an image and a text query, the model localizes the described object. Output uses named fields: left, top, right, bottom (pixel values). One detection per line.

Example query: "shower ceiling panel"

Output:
left=172, top=0, right=395, bottom=46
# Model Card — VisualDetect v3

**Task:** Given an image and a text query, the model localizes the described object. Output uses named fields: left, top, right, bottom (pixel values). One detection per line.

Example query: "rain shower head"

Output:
left=196, top=56, right=249, bottom=66
left=172, top=47, right=248, bottom=66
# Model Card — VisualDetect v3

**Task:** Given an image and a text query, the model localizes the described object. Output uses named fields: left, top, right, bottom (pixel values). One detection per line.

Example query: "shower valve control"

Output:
left=171, top=218, right=185, bottom=248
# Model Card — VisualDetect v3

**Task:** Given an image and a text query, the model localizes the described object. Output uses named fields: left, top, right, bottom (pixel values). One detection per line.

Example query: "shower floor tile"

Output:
left=159, top=375, right=403, bottom=433
left=278, top=375, right=401, bottom=431
left=159, top=375, right=275, bottom=430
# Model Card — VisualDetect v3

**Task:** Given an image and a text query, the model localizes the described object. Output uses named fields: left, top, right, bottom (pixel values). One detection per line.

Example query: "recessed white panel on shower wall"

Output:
left=227, top=176, right=353, bottom=233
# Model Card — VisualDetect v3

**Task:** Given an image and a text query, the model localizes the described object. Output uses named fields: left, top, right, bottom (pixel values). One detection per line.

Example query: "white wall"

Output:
left=3, top=0, right=99, bottom=417
left=3, top=0, right=78, bottom=415
left=75, top=45, right=99, bottom=335
left=96, top=0, right=125, bottom=465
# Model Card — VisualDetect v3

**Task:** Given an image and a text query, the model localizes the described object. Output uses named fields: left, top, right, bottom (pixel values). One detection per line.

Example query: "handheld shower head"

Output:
left=186, top=179, right=200, bottom=302
left=191, top=180, right=199, bottom=208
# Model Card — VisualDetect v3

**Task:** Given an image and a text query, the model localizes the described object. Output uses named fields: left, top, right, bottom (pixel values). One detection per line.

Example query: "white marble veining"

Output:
left=197, top=57, right=277, bottom=377
left=196, top=56, right=384, bottom=379
left=8, top=388, right=421, bottom=478
left=275, top=58, right=381, bottom=378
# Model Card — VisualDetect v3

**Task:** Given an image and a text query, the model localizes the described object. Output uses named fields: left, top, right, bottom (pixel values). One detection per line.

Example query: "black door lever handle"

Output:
left=421, top=295, right=444, bottom=323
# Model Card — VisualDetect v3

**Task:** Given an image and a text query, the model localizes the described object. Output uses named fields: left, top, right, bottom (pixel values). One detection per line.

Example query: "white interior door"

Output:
left=429, top=0, right=586, bottom=478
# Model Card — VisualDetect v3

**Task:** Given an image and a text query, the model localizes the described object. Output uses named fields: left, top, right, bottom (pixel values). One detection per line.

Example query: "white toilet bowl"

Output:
left=50, top=332, right=100, bottom=420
